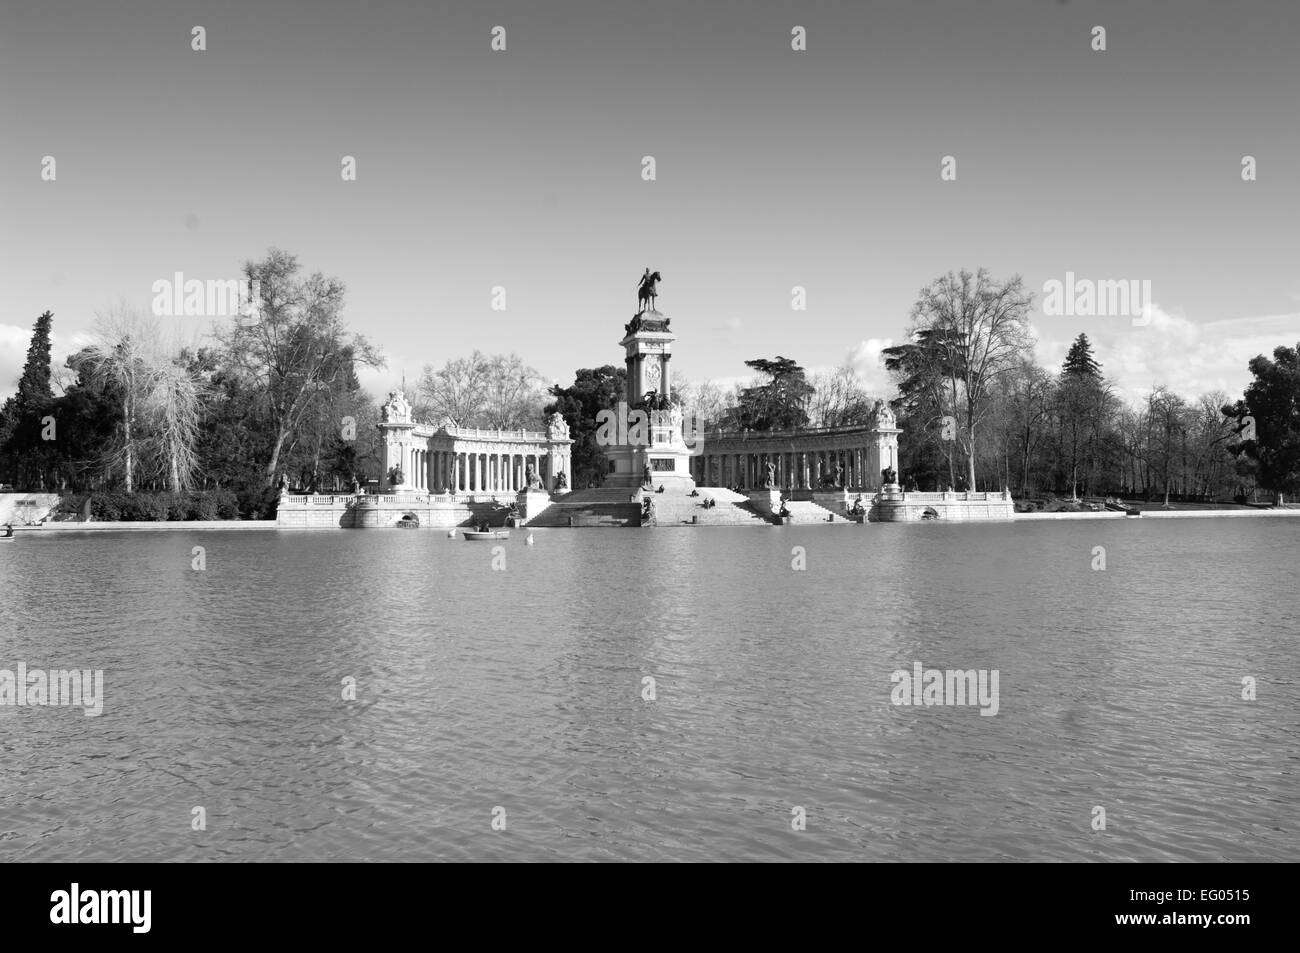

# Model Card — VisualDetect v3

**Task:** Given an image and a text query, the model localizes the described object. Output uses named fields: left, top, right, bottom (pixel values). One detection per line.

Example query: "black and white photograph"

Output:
left=0, top=0, right=1293, bottom=924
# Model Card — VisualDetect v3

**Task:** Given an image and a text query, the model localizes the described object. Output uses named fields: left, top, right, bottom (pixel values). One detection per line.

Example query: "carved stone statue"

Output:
left=641, top=463, right=654, bottom=489
left=381, top=390, right=412, bottom=424
left=547, top=412, right=570, bottom=440
left=764, top=461, right=776, bottom=489
left=834, top=463, right=843, bottom=487
left=872, top=399, right=896, bottom=430
left=525, top=463, right=544, bottom=491
left=637, top=269, right=661, bottom=314
left=387, top=465, right=404, bottom=487
left=882, top=466, right=898, bottom=486
left=277, top=473, right=289, bottom=495
left=554, top=471, right=568, bottom=491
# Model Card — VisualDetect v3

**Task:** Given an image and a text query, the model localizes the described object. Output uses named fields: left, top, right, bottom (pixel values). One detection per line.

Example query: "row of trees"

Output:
left=883, top=269, right=1295, bottom=502
left=0, top=250, right=384, bottom=515
left=4, top=260, right=1296, bottom=507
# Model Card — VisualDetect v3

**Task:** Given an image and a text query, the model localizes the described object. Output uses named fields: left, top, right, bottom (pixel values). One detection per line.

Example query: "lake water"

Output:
left=2, top=519, right=1297, bottom=862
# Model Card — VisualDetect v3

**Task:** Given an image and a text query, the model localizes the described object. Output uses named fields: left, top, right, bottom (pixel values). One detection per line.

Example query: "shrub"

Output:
left=165, top=493, right=188, bottom=521
left=90, top=491, right=127, bottom=521
left=237, top=486, right=280, bottom=520
left=212, top=488, right=239, bottom=519
left=185, top=492, right=221, bottom=521
left=132, top=493, right=172, bottom=521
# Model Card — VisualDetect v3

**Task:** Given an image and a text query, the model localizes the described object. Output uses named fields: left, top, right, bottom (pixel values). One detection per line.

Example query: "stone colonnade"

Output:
left=380, top=421, right=573, bottom=495
left=688, top=425, right=901, bottom=491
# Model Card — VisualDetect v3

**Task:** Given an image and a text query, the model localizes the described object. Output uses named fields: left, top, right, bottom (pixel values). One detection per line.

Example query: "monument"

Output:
left=603, top=270, right=697, bottom=492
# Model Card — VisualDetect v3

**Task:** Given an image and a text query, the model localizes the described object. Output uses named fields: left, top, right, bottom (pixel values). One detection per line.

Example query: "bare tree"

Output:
left=146, top=360, right=203, bottom=492
left=78, top=307, right=161, bottom=492
left=809, top=365, right=874, bottom=428
left=220, top=249, right=383, bottom=487
left=672, top=376, right=732, bottom=430
left=76, top=306, right=204, bottom=492
left=908, top=269, right=1035, bottom=490
left=416, top=351, right=546, bottom=429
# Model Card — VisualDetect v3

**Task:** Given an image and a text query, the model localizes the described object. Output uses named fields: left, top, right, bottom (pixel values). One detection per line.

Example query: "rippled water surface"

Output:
left=1, top=519, right=1297, bottom=862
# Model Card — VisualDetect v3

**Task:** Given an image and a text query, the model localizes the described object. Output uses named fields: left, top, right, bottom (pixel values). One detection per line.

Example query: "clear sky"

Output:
left=2, top=0, right=1297, bottom=404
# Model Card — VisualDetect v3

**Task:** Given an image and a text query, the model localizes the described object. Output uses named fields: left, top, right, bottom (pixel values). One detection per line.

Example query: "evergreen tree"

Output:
left=1223, top=342, right=1300, bottom=500
left=546, top=365, right=626, bottom=487
left=1062, top=333, right=1102, bottom=380
left=734, top=356, right=814, bottom=431
left=0, top=311, right=56, bottom=487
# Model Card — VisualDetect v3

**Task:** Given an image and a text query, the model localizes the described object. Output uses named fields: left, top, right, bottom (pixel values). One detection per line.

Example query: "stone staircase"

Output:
left=524, top=488, right=642, bottom=527
left=780, top=499, right=848, bottom=524
left=648, top=487, right=770, bottom=527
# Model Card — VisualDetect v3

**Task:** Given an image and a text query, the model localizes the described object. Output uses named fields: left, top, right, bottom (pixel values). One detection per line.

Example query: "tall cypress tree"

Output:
left=0, top=311, right=56, bottom=487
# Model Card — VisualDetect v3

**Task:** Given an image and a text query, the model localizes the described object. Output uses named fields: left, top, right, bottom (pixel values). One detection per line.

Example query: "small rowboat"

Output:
left=463, top=529, right=509, bottom=540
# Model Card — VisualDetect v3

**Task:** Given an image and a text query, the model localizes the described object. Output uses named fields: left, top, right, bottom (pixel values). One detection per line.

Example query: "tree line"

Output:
left=3, top=260, right=1296, bottom=511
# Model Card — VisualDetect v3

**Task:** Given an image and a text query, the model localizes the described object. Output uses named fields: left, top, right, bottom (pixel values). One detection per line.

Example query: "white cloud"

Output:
left=1033, top=306, right=1299, bottom=403
left=844, top=337, right=895, bottom=395
left=0, top=324, right=92, bottom=401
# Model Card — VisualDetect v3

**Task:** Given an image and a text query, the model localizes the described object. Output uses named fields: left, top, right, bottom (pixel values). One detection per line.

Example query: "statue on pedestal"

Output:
left=525, top=463, right=544, bottom=491
left=636, top=269, right=661, bottom=314
left=387, top=465, right=404, bottom=487
left=381, top=390, right=413, bottom=424
left=547, top=412, right=570, bottom=441
left=554, top=471, right=568, bottom=491
left=882, top=466, right=897, bottom=486
left=872, top=399, right=896, bottom=430
left=640, top=463, right=654, bottom=490
left=764, top=462, right=777, bottom=489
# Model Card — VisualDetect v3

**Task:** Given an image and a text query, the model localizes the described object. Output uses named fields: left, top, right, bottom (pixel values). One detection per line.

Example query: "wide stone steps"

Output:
left=647, top=491, right=770, bottom=526
left=781, top=500, right=847, bottom=523
left=524, top=501, right=641, bottom=527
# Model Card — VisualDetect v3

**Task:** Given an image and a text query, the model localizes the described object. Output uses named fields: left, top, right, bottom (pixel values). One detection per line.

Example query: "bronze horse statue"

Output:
left=637, top=270, right=661, bottom=313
